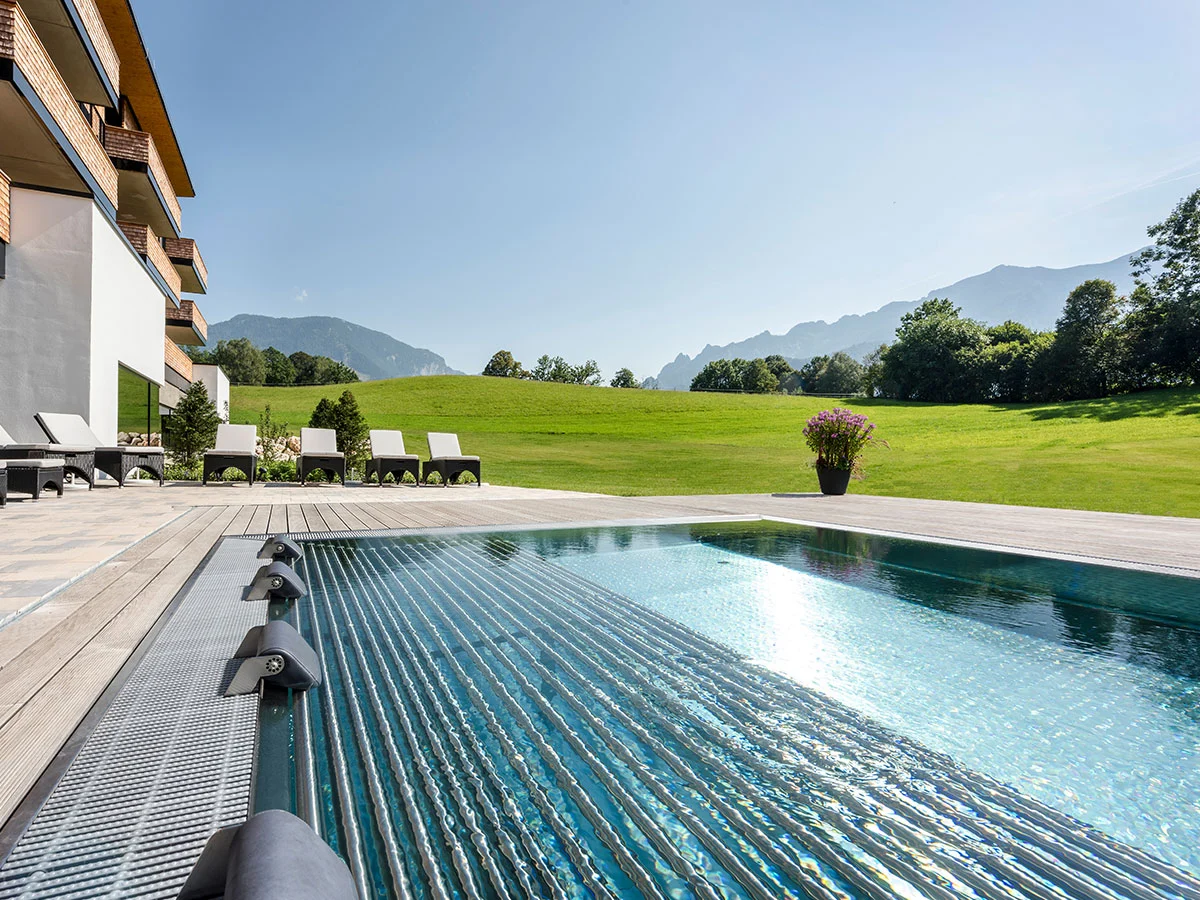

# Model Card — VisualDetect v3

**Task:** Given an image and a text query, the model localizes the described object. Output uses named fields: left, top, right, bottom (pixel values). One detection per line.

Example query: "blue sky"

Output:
left=136, top=0, right=1200, bottom=378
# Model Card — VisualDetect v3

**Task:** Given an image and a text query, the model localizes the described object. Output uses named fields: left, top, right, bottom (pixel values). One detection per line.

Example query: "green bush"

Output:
left=259, top=459, right=297, bottom=482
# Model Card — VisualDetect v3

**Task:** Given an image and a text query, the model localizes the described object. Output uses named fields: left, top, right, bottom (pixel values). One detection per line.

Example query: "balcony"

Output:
left=164, top=335, right=192, bottom=383
left=0, top=0, right=118, bottom=213
left=118, top=221, right=180, bottom=301
left=161, top=236, right=207, bottom=294
left=20, top=0, right=119, bottom=106
left=103, top=123, right=181, bottom=238
left=165, top=298, right=207, bottom=346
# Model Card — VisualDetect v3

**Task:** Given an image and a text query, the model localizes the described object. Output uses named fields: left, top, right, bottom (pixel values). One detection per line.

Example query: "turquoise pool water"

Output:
left=293, top=521, right=1200, bottom=900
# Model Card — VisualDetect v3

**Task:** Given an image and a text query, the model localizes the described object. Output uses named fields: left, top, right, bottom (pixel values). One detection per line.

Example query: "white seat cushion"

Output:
left=35, top=412, right=101, bottom=447
left=211, top=423, right=258, bottom=455
left=301, top=427, right=339, bottom=455
left=427, top=432, right=469, bottom=459
left=370, top=429, right=410, bottom=457
left=3, top=458, right=65, bottom=469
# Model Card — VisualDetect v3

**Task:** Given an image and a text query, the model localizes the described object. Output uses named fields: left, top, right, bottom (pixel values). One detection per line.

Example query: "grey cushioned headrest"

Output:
left=258, top=620, right=322, bottom=690
left=225, top=810, right=356, bottom=900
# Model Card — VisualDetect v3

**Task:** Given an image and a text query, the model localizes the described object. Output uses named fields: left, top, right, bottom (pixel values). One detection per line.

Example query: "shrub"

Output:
left=803, top=407, right=883, bottom=473
left=258, top=404, right=290, bottom=464
left=163, top=381, right=220, bottom=466
left=259, top=459, right=297, bottom=482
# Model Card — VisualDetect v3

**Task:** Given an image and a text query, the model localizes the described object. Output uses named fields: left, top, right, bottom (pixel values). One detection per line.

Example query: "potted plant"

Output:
left=802, top=407, right=882, bottom=495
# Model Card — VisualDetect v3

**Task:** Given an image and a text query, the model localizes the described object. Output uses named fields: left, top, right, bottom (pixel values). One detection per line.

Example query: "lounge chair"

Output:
left=0, top=422, right=97, bottom=488
left=366, top=429, right=419, bottom=485
left=0, top=457, right=65, bottom=501
left=35, top=413, right=163, bottom=486
left=421, top=432, right=481, bottom=487
left=203, top=424, right=258, bottom=485
left=297, top=428, right=345, bottom=484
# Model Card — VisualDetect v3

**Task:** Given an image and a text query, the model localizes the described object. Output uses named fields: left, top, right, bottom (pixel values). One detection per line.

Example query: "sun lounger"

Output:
left=366, top=429, right=419, bottom=485
left=203, top=424, right=258, bottom=485
left=0, top=422, right=97, bottom=488
left=297, top=427, right=345, bottom=484
left=0, top=458, right=65, bottom=500
left=421, top=432, right=481, bottom=486
left=35, top=413, right=163, bottom=486
left=0, top=462, right=5, bottom=507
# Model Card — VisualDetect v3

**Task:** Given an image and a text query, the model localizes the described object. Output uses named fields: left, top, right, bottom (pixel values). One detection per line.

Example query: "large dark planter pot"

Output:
left=816, top=466, right=852, bottom=496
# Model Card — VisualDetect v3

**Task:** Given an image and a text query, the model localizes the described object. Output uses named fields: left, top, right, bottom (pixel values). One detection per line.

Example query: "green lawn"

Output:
left=231, top=377, right=1200, bottom=517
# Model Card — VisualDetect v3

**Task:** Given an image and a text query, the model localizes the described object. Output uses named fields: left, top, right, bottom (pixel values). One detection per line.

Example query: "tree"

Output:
left=879, top=299, right=988, bottom=401
left=610, top=368, right=639, bottom=388
left=1130, top=188, right=1200, bottom=386
left=213, top=338, right=266, bottom=385
left=331, top=390, right=370, bottom=473
left=572, top=360, right=602, bottom=385
left=529, top=355, right=601, bottom=385
left=309, top=397, right=338, bottom=430
left=289, top=351, right=317, bottom=384
left=483, top=350, right=525, bottom=378
left=739, top=358, right=779, bottom=394
left=327, top=362, right=360, bottom=384
left=163, top=381, right=220, bottom=466
left=1051, top=279, right=1122, bottom=399
left=805, top=351, right=865, bottom=394
left=690, top=359, right=741, bottom=392
left=763, top=355, right=795, bottom=381
left=263, top=347, right=296, bottom=385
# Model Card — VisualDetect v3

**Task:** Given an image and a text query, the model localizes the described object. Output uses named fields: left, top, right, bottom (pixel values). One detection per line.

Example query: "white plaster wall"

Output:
left=192, top=364, right=230, bottom=421
left=89, top=210, right=167, bottom=444
left=0, top=189, right=94, bottom=442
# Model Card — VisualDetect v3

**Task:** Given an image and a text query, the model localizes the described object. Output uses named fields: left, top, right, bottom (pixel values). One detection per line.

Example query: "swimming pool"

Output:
left=286, top=521, right=1200, bottom=900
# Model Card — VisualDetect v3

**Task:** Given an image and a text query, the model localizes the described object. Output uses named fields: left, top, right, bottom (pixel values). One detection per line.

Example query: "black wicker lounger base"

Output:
left=0, top=468, right=6, bottom=507
left=203, top=452, right=257, bottom=485
left=368, top=455, right=420, bottom=485
left=0, top=448, right=96, bottom=488
left=298, top=454, right=346, bottom=484
left=95, top=449, right=164, bottom=486
left=4, top=462, right=65, bottom=500
left=422, top=457, right=482, bottom=486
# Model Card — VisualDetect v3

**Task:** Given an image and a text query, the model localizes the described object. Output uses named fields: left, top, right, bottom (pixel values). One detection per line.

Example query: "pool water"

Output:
left=291, top=521, right=1200, bottom=900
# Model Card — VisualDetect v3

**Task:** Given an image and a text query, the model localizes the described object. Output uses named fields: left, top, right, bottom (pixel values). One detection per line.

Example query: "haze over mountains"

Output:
left=654, top=252, right=1142, bottom=390
left=207, top=315, right=461, bottom=381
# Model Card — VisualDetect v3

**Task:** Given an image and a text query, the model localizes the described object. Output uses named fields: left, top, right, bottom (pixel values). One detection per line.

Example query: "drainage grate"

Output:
left=0, top=539, right=268, bottom=900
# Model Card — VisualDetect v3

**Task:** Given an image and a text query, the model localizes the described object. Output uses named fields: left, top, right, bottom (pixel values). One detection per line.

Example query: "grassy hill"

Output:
left=231, top=376, right=1200, bottom=517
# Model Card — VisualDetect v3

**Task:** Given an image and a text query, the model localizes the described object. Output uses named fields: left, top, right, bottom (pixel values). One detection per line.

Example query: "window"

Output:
left=117, top=365, right=160, bottom=446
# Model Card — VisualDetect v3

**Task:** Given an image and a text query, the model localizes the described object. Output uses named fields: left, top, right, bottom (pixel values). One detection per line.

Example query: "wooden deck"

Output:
left=1, top=481, right=1198, bottom=831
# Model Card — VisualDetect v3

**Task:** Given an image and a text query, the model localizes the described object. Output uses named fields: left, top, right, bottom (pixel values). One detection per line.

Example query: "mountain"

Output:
left=206, top=315, right=461, bottom=380
left=655, top=252, right=1141, bottom=390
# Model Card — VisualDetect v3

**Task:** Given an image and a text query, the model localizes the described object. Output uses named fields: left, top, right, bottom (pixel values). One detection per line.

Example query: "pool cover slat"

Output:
left=300, top=536, right=1200, bottom=900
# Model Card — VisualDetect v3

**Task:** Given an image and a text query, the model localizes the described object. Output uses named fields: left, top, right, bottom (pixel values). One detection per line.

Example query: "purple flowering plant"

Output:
left=802, top=407, right=883, bottom=473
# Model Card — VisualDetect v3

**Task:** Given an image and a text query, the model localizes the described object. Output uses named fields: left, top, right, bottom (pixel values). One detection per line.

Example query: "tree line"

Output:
left=483, top=350, right=646, bottom=389
left=691, top=188, right=1200, bottom=402
left=189, top=338, right=360, bottom=386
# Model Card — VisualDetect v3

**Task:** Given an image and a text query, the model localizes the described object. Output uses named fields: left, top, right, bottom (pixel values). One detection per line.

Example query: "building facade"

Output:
left=0, top=0, right=211, bottom=445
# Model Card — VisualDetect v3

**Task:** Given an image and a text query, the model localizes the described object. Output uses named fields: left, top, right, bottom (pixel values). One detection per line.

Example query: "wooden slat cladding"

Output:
left=71, top=0, right=120, bottom=95
left=102, top=123, right=182, bottom=230
left=118, top=220, right=181, bottom=299
left=0, top=1, right=118, bottom=206
left=161, top=235, right=207, bottom=288
left=164, top=335, right=192, bottom=381
left=0, top=167, right=10, bottom=244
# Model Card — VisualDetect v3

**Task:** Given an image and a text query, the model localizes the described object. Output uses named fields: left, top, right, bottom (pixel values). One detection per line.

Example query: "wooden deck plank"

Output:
left=0, top=505, right=242, bottom=825
left=223, top=504, right=256, bottom=536
left=317, top=504, right=351, bottom=532
left=0, top=506, right=228, bottom=725
left=265, top=504, right=286, bottom=535
left=301, top=504, right=329, bottom=533
left=246, top=504, right=271, bottom=535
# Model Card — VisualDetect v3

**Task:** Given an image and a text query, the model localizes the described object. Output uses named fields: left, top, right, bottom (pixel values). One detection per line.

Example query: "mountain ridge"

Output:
left=206, top=315, right=461, bottom=381
left=654, top=251, right=1142, bottom=390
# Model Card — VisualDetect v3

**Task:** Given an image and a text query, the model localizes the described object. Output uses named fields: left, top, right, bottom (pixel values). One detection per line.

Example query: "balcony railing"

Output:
left=161, top=236, right=207, bottom=294
left=164, top=336, right=193, bottom=382
left=0, top=0, right=119, bottom=210
left=103, top=122, right=182, bottom=236
left=164, top=298, right=207, bottom=346
left=118, top=221, right=181, bottom=300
